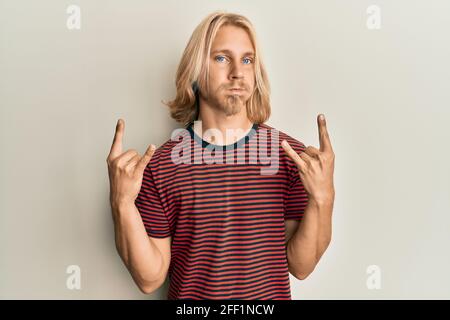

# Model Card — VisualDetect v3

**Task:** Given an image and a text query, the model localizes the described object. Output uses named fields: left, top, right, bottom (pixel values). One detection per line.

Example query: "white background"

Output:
left=1, top=0, right=449, bottom=299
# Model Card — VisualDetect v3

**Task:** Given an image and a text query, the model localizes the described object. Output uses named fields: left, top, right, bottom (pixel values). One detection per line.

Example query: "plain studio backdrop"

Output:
left=1, top=0, right=449, bottom=299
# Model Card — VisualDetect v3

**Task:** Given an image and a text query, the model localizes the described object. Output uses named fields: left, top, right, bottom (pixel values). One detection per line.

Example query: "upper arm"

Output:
left=285, top=220, right=299, bottom=244
left=284, top=139, right=309, bottom=221
left=149, top=235, right=172, bottom=284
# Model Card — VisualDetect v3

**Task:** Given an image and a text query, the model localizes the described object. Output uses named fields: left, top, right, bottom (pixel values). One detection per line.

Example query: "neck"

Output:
left=194, top=96, right=254, bottom=146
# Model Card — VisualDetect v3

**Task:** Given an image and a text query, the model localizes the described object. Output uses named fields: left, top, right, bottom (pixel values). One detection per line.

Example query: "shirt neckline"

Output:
left=186, top=122, right=259, bottom=150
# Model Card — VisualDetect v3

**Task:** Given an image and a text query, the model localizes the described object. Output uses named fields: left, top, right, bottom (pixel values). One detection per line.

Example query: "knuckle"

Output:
left=125, top=149, right=137, bottom=156
left=114, top=158, right=123, bottom=168
left=124, top=165, right=133, bottom=175
left=109, top=158, right=118, bottom=168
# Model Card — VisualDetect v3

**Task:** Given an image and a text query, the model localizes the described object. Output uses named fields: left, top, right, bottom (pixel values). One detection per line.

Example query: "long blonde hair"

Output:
left=162, top=11, right=271, bottom=127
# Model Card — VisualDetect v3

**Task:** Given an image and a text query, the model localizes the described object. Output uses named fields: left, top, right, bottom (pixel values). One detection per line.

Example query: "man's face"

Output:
left=202, top=24, right=256, bottom=117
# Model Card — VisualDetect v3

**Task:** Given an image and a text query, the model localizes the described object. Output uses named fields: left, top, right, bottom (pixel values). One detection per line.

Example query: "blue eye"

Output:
left=215, top=56, right=226, bottom=63
left=214, top=55, right=253, bottom=64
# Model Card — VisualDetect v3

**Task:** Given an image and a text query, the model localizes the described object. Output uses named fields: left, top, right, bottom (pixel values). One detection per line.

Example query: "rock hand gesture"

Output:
left=106, top=119, right=156, bottom=209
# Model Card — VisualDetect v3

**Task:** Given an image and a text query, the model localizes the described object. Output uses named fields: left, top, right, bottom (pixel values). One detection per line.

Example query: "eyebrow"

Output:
left=211, top=49, right=255, bottom=57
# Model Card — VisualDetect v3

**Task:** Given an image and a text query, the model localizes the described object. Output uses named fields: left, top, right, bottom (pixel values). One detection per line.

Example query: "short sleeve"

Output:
left=134, top=164, right=171, bottom=238
left=284, top=142, right=309, bottom=220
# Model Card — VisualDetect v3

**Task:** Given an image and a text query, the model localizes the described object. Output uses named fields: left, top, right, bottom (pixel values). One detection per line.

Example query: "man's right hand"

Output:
left=106, top=119, right=156, bottom=209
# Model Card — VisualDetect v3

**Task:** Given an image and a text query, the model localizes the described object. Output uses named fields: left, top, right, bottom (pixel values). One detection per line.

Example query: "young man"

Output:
left=107, top=11, right=335, bottom=300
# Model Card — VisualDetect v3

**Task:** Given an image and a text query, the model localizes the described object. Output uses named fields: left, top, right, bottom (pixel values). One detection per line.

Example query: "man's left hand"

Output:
left=281, top=114, right=335, bottom=204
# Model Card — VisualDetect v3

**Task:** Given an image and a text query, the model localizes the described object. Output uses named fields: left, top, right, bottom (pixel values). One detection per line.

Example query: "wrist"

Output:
left=111, top=198, right=135, bottom=212
left=309, top=192, right=335, bottom=207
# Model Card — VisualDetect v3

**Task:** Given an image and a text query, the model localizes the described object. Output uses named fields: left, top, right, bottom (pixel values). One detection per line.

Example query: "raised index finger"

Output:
left=317, top=114, right=333, bottom=153
left=109, top=119, right=124, bottom=158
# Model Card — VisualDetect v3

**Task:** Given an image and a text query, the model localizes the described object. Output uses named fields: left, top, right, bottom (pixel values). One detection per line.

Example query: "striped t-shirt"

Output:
left=135, top=121, right=309, bottom=300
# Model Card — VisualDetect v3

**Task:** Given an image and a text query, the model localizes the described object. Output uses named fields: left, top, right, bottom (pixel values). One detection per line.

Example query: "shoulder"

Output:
left=146, top=126, right=191, bottom=169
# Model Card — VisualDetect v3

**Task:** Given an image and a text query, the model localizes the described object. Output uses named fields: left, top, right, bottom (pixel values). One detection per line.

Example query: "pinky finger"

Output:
left=136, top=144, right=155, bottom=173
left=281, top=140, right=306, bottom=172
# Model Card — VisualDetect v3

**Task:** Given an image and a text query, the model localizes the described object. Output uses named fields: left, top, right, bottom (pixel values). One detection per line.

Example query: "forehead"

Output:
left=211, top=24, right=255, bottom=55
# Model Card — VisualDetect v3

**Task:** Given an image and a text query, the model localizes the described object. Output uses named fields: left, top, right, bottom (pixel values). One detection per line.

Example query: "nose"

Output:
left=229, top=60, right=244, bottom=81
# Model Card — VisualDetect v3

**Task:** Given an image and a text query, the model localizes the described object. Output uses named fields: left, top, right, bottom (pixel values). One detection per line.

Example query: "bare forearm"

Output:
left=112, top=202, right=164, bottom=289
left=287, top=198, right=334, bottom=278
